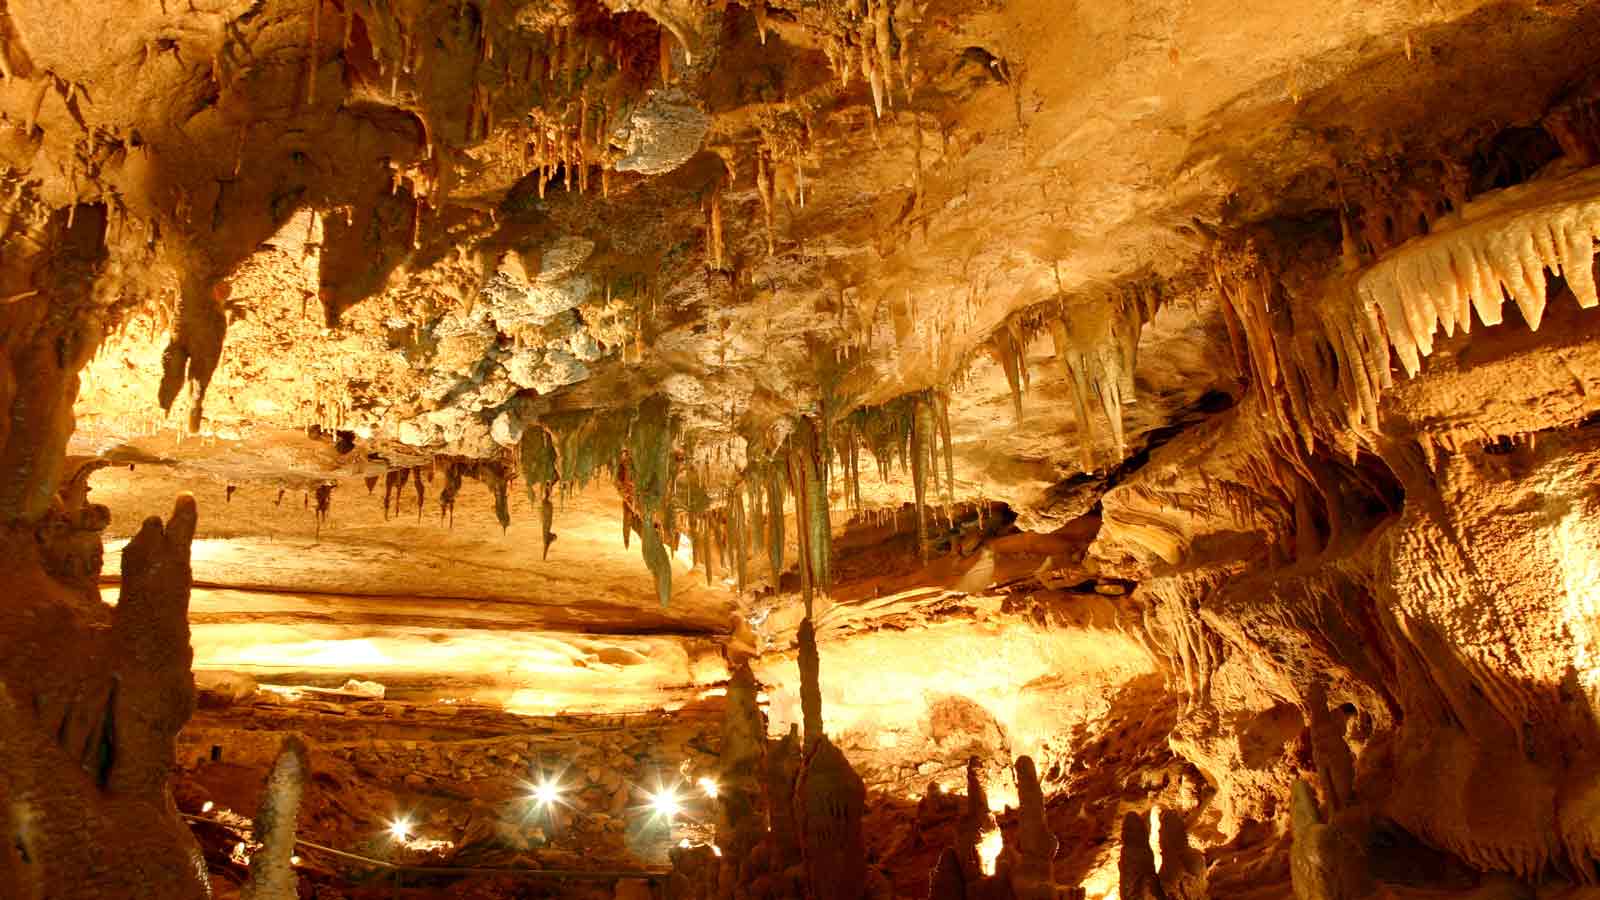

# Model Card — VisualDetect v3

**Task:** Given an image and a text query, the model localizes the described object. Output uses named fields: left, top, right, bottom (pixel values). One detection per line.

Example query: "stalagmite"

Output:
left=1290, top=780, right=1373, bottom=900
left=798, top=617, right=823, bottom=751
left=1119, top=811, right=1169, bottom=900
left=955, top=756, right=993, bottom=883
left=716, top=663, right=769, bottom=873
left=1009, top=756, right=1057, bottom=900
left=929, top=848, right=967, bottom=900
left=241, top=737, right=308, bottom=900
left=767, top=724, right=803, bottom=867
left=798, top=736, right=867, bottom=900
left=1306, top=682, right=1357, bottom=813
left=1156, top=809, right=1208, bottom=900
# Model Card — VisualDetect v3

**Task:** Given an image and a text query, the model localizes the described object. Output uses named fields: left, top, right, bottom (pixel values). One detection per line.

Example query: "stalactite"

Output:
left=729, top=485, right=749, bottom=595
left=845, top=423, right=863, bottom=512
left=539, top=481, right=556, bottom=560
left=787, top=448, right=814, bottom=609
left=935, top=389, right=955, bottom=508
left=412, top=466, right=426, bottom=521
left=476, top=460, right=512, bottom=533
left=439, top=460, right=464, bottom=527
left=707, top=181, right=725, bottom=270
left=305, top=0, right=320, bottom=108
left=757, top=151, right=777, bottom=255
left=766, top=465, right=785, bottom=591
left=313, top=483, right=334, bottom=538
left=988, top=326, right=1025, bottom=424
left=788, top=417, right=831, bottom=611
left=520, top=425, right=559, bottom=557
left=1350, top=166, right=1600, bottom=377
left=748, top=479, right=765, bottom=568
left=911, top=394, right=933, bottom=560
left=382, top=468, right=408, bottom=519
left=629, top=395, right=675, bottom=607
left=1047, top=295, right=1146, bottom=470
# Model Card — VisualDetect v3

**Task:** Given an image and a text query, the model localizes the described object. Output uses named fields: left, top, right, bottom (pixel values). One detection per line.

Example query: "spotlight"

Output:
left=697, top=776, right=719, bottom=799
left=388, top=817, right=412, bottom=842
left=648, top=785, right=683, bottom=820
left=200, top=801, right=214, bottom=814
left=530, top=777, right=563, bottom=808
left=290, top=855, right=302, bottom=866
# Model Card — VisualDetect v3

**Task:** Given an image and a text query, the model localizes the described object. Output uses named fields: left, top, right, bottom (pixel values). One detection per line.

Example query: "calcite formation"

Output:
left=0, top=494, right=205, bottom=899
left=240, top=736, right=309, bottom=900
left=5, top=0, right=1600, bottom=897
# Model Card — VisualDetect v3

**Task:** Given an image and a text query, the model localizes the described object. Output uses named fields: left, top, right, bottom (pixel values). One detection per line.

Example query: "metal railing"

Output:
left=181, top=813, right=670, bottom=886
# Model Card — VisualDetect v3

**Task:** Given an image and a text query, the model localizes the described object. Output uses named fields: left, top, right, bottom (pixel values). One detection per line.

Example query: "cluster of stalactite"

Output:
left=982, top=279, right=1165, bottom=469
left=81, top=0, right=675, bottom=433
left=498, top=382, right=973, bottom=608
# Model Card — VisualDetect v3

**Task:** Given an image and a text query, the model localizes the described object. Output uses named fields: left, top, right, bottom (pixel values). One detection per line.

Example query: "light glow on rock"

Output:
left=978, top=829, right=1003, bottom=875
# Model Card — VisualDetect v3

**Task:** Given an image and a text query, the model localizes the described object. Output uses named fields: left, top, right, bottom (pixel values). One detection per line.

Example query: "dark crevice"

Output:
left=93, top=680, right=117, bottom=789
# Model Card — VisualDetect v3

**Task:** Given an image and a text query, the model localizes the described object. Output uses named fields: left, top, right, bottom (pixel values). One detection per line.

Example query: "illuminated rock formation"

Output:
left=1008, top=755, right=1059, bottom=900
left=0, top=494, right=206, bottom=900
left=1119, top=812, right=1169, bottom=900
left=1290, top=781, right=1374, bottom=900
left=1156, top=809, right=1207, bottom=900
left=241, top=736, right=309, bottom=900
left=765, top=724, right=804, bottom=871
left=798, top=736, right=868, bottom=900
